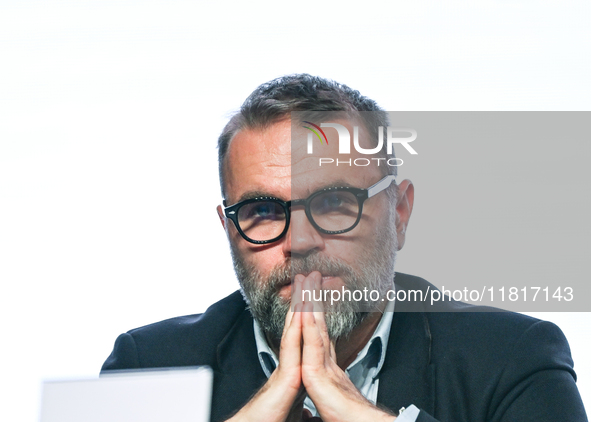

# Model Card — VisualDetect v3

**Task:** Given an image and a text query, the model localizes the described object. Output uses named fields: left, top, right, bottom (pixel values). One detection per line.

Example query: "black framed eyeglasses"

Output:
left=223, top=175, right=396, bottom=245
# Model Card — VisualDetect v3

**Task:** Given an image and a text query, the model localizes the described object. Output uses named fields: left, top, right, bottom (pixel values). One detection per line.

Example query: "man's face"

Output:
left=217, top=118, right=411, bottom=341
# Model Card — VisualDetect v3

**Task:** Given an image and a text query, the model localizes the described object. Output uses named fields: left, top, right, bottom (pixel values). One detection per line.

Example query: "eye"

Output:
left=252, top=203, right=274, bottom=218
left=311, top=191, right=357, bottom=215
left=238, top=201, right=285, bottom=222
left=323, top=193, right=343, bottom=209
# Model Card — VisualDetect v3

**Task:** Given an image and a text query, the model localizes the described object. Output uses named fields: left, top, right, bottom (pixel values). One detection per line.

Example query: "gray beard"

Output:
left=230, top=218, right=398, bottom=343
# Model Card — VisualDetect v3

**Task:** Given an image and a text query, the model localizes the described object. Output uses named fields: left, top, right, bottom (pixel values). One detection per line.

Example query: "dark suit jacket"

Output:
left=101, top=273, right=587, bottom=421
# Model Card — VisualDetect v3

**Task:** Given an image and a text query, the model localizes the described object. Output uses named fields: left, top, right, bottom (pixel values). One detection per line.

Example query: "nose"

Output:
left=282, top=206, right=325, bottom=258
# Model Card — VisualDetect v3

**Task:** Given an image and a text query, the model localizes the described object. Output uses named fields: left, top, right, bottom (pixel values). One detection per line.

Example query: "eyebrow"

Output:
left=232, top=190, right=286, bottom=205
left=297, top=179, right=360, bottom=198
left=227, top=179, right=368, bottom=206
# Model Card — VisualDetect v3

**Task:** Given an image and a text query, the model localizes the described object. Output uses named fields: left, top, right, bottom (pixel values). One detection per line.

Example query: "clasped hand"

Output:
left=227, top=272, right=396, bottom=422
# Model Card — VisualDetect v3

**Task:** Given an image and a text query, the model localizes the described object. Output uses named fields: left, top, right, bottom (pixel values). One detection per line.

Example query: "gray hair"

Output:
left=217, top=74, right=396, bottom=198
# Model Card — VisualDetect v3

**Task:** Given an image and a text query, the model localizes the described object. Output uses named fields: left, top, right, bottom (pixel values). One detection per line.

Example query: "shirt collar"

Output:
left=253, top=320, right=278, bottom=378
left=253, top=299, right=395, bottom=379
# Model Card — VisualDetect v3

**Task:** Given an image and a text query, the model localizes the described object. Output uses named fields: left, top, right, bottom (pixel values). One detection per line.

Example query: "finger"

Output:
left=284, top=307, right=294, bottom=335
left=280, top=301, right=302, bottom=370
left=301, top=301, right=326, bottom=367
left=307, top=273, right=332, bottom=359
left=308, top=271, right=324, bottom=313
left=283, top=300, right=295, bottom=338
left=282, top=275, right=303, bottom=338
left=309, top=273, right=327, bottom=329
left=292, top=274, right=305, bottom=309
left=313, top=307, right=333, bottom=361
left=302, top=274, right=313, bottom=304
left=283, top=275, right=303, bottom=333
left=302, top=274, right=322, bottom=341
left=281, top=298, right=296, bottom=339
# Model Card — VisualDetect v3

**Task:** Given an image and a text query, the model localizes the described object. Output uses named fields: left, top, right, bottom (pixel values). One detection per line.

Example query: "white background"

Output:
left=0, top=1, right=589, bottom=420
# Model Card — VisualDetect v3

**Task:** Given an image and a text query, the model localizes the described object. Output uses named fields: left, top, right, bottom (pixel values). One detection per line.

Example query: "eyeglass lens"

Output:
left=236, top=190, right=360, bottom=242
left=308, top=190, right=359, bottom=232
left=237, top=201, right=287, bottom=242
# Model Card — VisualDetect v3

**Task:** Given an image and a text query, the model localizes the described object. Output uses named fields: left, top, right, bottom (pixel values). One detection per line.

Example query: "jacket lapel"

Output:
left=210, top=308, right=268, bottom=422
left=207, top=281, right=436, bottom=420
left=377, top=293, right=435, bottom=415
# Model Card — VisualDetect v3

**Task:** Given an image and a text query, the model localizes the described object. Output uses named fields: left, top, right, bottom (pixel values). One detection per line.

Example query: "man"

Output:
left=102, top=74, right=587, bottom=422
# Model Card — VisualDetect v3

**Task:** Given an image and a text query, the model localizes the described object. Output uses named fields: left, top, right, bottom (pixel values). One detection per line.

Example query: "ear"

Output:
left=395, top=179, right=414, bottom=250
left=216, top=205, right=227, bottom=230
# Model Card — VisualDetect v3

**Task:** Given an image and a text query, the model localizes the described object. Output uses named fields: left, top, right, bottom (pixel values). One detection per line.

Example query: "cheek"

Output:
left=233, top=241, right=286, bottom=275
left=326, top=217, right=391, bottom=265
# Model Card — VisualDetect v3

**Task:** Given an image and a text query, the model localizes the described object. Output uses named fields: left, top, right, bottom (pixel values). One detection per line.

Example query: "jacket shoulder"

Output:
left=394, top=273, right=566, bottom=356
left=392, top=273, right=583, bottom=421
left=101, top=290, right=249, bottom=371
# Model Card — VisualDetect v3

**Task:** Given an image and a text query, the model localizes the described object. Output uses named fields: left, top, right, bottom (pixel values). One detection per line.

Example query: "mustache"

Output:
left=266, top=254, right=355, bottom=291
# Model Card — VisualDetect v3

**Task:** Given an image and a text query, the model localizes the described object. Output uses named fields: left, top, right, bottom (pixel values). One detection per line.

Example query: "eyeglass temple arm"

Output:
left=367, top=175, right=396, bottom=198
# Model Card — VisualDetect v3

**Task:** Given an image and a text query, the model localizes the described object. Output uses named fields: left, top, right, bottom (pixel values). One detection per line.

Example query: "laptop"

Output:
left=39, top=367, right=213, bottom=422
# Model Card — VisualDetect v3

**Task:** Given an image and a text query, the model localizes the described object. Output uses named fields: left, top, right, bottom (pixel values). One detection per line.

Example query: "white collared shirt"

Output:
left=252, top=299, right=419, bottom=421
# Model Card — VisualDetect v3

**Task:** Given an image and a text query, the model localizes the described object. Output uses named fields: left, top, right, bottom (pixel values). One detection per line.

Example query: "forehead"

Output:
left=224, top=120, right=291, bottom=202
left=291, top=118, right=383, bottom=194
left=224, top=118, right=383, bottom=202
